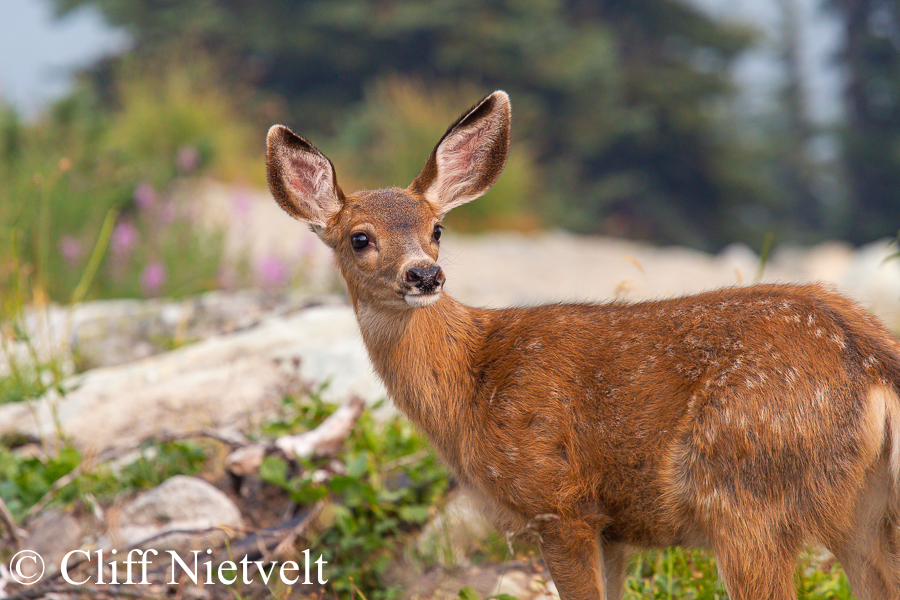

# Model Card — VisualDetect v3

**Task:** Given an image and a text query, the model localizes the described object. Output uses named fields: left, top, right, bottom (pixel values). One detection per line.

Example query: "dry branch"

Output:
left=226, top=395, right=366, bottom=477
left=0, top=495, right=27, bottom=545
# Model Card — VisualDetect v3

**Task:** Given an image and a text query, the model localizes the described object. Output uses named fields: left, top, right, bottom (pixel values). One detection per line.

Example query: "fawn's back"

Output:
left=266, top=91, right=900, bottom=600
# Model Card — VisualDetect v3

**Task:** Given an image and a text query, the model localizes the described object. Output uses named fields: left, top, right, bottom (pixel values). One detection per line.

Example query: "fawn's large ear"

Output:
left=266, top=125, right=343, bottom=230
left=409, top=91, right=510, bottom=217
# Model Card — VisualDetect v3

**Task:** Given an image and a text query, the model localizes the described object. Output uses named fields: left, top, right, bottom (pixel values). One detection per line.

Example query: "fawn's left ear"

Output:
left=266, top=125, right=344, bottom=231
left=409, top=91, right=511, bottom=217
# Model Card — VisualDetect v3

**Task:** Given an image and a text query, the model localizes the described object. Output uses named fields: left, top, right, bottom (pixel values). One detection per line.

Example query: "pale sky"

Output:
left=0, top=0, right=128, bottom=119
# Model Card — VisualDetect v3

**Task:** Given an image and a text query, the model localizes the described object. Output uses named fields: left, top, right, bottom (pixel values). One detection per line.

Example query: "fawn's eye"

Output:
left=350, top=232, right=369, bottom=250
left=433, top=224, right=443, bottom=243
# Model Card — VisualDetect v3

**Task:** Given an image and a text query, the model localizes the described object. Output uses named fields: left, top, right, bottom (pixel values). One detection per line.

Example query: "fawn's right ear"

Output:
left=266, top=125, right=343, bottom=231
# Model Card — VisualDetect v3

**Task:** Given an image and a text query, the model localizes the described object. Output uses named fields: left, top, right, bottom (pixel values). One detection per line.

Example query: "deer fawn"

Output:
left=266, top=91, right=900, bottom=600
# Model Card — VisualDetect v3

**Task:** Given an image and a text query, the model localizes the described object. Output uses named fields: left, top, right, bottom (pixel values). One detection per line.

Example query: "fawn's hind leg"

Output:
left=827, top=458, right=900, bottom=600
left=833, top=537, right=900, bottom=600
left=713, top=538, right=799, bottom=600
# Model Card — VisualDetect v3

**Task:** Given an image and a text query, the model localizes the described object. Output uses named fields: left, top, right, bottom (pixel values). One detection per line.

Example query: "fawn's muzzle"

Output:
left=406, top=265, right=445, bottom=294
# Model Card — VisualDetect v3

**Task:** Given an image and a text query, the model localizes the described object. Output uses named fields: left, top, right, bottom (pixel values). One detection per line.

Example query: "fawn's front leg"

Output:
left=600, top=541, right=627, bottom=600
left=538, top=521, right=607, bottom=600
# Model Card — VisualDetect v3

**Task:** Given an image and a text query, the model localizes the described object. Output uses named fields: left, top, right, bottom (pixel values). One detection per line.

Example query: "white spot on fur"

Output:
left=829, top=333, right=847, bottom=349
left=786, top=367, right=799, bottom=385
left=721, top=406, right=732, bottom=424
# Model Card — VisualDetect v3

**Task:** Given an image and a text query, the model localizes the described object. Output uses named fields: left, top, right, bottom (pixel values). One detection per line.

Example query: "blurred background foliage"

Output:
left=1, top=0, right=899, bottom=303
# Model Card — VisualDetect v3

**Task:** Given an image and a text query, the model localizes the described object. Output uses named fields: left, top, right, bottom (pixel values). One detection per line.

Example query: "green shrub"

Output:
left=260, top=391, right=449, bottom=600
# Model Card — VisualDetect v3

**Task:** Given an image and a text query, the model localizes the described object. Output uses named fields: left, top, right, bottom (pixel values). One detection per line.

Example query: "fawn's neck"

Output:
left=353, top=294, right=483, bottom=471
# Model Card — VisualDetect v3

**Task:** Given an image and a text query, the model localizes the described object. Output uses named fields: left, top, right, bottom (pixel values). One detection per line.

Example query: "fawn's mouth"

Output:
left=404, top=290, right=441, bottom=308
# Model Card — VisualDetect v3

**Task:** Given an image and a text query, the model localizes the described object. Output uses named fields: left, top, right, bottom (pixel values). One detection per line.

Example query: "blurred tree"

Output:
left=829, top=0, right=900, bottom=244
left=776, top=0, right=823, bottom=231
left=54, top=0, right=784, bottom=250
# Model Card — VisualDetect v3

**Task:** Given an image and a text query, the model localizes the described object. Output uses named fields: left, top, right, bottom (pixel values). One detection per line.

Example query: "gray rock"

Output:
left=0, top=304, right=385, bottom=452
left=12, top=290, right=343, bottom=373
left=98, top=476, right=242, bottom=555
left=22, top=509, right=83, bottom=576
left=417, top=490, right=493, bottom=567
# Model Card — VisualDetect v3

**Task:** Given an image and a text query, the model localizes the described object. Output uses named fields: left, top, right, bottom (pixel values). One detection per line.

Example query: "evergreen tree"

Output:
left=55, top=0, right=773, bottom=250
left=829, top=0, right=900, bottom=243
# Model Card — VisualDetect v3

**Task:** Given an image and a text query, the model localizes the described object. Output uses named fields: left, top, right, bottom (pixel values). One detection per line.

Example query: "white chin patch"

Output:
left=405, top=292, right=441, bottom=308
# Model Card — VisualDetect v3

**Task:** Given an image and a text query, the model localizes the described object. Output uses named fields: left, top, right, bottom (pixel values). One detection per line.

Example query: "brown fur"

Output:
left=266, top=91, right=900, bottom=600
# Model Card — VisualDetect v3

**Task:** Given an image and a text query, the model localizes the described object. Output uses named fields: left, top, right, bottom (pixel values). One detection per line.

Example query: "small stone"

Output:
left=98, top=476, right=243, bottom=556
left=417, top=489, right=492, bottom=567
left=23, top=509, right=83, bottom=576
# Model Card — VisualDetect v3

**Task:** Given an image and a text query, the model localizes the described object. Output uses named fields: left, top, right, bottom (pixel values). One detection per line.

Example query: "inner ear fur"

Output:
left=409, top=91, right=511, bottom=216
left=266, top=124, right=344, bottom=229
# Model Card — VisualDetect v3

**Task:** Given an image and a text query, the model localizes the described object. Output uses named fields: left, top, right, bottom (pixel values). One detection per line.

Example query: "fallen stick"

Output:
left=226, top=395, right=366, bottom=477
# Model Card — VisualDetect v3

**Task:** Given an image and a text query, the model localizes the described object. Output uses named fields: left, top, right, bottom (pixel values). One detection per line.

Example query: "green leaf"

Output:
left=398, top=505, right=430, bottom=524
left=345, top=451, right=370, bottom=479
left=457, top=586, right=480, bottom=600
left=258, top=455, right=289, bottom=487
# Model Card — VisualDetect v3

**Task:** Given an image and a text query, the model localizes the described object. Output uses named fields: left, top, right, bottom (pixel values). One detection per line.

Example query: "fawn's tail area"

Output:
left=265, top=90, right=900, bottom=599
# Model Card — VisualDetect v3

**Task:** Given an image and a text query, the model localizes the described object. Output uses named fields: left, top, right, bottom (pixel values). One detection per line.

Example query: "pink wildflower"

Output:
left=176, top=146, right=201, bottom=174
left=134, top=182, right=156, bottom=211
left=58, top=236, right=83, bottom=265
left=233, top=190, right=252, bottom=217
left=256, top=255, right=287, bottom=286
left=112, top=221, right=139, bottom=255
left=140, top=261, right=167, bottom=296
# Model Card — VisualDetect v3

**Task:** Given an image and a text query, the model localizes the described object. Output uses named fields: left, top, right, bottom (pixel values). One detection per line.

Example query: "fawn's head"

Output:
left=266, top=91, right=510, bottom=309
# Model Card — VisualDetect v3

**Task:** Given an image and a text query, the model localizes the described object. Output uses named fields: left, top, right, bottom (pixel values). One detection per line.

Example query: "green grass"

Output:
left=623, top=546, right=852, bottom=600
left=459, top=545, right=851, bottom=599
left=0, top=438, right=208, bottom=523
left=625, top=548, right=725, bottom=599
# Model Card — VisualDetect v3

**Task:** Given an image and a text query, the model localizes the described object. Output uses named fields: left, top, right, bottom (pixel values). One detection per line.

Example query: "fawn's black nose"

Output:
left=406, top=265, right=445, bottom=291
